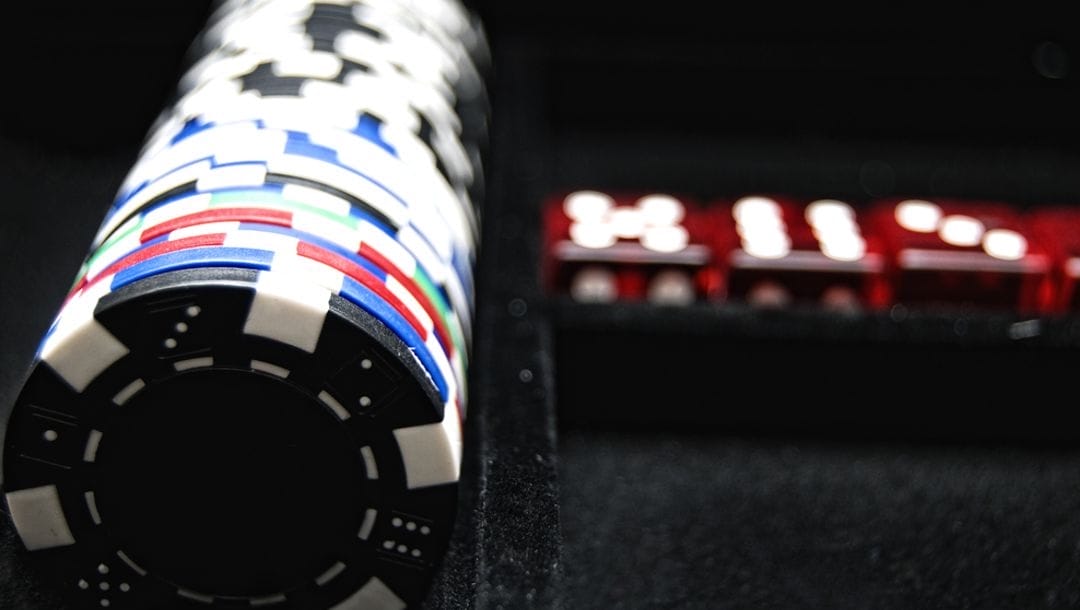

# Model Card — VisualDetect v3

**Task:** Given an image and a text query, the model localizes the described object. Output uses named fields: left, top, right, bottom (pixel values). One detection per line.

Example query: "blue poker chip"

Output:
left=84, top=182, right=475, bottom=344
left=93, top=176, right=475, bottom=335
left=112, top=245, right=273, bottom=287
left=98, top=120, right=477, bottom=272
left=116, top=118, right=477, bottom=258
left=86, top=236, right=454, bottom=404
left=107, top=152, right=414, bottom=248
left=152, top=78, right=476, bottom=197
left=95, top=158, right=462, bottom=286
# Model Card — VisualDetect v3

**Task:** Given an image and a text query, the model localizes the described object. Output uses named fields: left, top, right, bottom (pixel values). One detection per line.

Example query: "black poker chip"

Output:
left=2, top=266, right=461, bottom=609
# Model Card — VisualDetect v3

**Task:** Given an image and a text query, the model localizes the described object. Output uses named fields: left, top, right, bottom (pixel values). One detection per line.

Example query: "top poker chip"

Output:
left=3, top=266, right=462, bottom=609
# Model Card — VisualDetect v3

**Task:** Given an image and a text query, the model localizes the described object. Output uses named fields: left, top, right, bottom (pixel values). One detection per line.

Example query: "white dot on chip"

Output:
left=420, top=526, right=431, bottom=535
left=392, top=517, right=403, bottom=527
left=383, top=540, right=395, bottom=549
left=163, top=338, right=178, bottom=349
left=406, top=522, right=417, bottom=531
left=359, top=396, right=372, bottom=407
left=98, top=564, right=109, bottom=575
left=175, top=322, right=189, bottom=333
left=43, top=430, right=58, bottom=442
left=185, top=306, right=201, bottom=317
left=360, top=358, right=373, bottom=369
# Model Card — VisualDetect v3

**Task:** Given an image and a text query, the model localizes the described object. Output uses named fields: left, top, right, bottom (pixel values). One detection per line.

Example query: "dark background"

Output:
left=4, top=2, right=1080, bottom=608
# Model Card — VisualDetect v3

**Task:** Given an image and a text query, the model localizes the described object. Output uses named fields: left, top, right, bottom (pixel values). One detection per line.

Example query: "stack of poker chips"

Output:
left=1, top=1, right=487, bottom=608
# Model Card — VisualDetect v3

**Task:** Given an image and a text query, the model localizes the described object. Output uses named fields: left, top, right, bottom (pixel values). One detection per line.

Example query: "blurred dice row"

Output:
left=542, top=190, right=1080, bottom=314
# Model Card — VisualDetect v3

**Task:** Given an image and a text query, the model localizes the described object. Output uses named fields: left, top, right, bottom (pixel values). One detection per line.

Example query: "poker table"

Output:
left=4, top=2, right=1080, bottom=608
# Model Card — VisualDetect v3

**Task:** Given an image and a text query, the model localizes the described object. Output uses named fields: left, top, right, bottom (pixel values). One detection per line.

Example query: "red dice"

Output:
left=866, top=198, right=1051, bottom=313
left=1027, top=207, right=1080, bottom=314
left=542, top=189, right=1077, bottom=315
left=541, top=190, right=721, bottom=304
left=710, top=195, right=890, bottom=311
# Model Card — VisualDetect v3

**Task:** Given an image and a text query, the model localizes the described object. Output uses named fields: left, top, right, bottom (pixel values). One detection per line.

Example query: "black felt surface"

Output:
left=559, top=429, right=1080, bottom=610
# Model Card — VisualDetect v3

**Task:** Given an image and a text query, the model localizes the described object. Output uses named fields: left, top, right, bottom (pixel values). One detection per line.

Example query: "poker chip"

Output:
left=4, top=267, right=460, bottom=609
left=176, top=0, right=490, bottom=205
left=71, top=223, right=466, bottom=407
left=161, top=72, right=477, bottom=192
left=74, top=235, right=458, bottom=406
left=196, top=0, right=487, bottom=105
left=78, top=206, right=469, bottom=366
left=1, top=0, right=487, bottom=607
left=115, top=118, right=478, bottom=258
left=99, top=136, right=471, bottom=284
left=143, top=78, right=481, bottom=210
left=87, top=183, right=475, bottom=341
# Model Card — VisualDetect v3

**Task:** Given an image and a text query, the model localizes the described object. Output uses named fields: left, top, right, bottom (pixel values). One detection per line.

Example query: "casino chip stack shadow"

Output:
left=0, top=0, right=488, bottom=608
